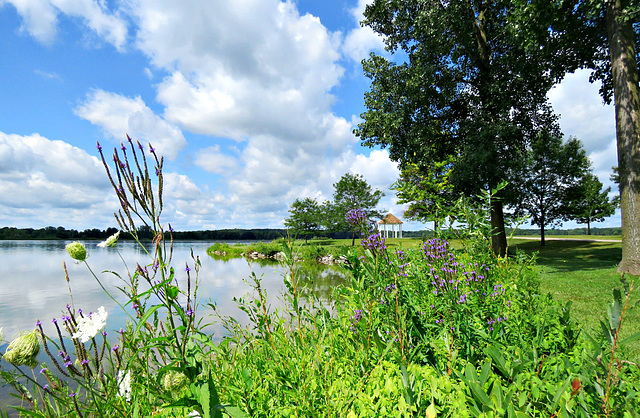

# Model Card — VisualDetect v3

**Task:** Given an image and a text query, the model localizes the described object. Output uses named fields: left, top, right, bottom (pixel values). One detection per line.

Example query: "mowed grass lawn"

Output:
left=509, top=237, right=640, bottom=360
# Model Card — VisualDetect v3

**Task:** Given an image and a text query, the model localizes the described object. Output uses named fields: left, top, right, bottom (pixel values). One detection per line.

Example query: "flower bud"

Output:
left=97, top=231, right=120, bottom=248
left=66, top=242, right=87, bottom=261
left=162, top=370, right=188, bottom=392
left=3, top=330, right=40, bottom=368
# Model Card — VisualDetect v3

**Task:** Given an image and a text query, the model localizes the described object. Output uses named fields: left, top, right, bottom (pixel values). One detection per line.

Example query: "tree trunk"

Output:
left=540, top=208, right=546, bottom=246
left=490, top=199, right=507, bottom=257
left=607, top=0, right=640, bottom=275
left=587, top=220, right=592, bottom=235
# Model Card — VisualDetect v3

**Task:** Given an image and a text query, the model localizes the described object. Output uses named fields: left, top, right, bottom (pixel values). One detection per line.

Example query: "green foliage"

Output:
left=3, top=145, right=639, bottom=417
left=354, top=0, right=593, bottom=255
left=566, top=172, right=618, bottom=234
left=512, top=133, right=591, bottom=244
left=325, top=172, right=384, bottom=233
left=392, top=161, right=457, bottom=230
left=283, top=197, right=323, bottom=242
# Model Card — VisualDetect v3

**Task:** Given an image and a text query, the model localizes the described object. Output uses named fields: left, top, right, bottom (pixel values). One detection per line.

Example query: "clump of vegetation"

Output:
left=1, top=143, right=638, bottom=417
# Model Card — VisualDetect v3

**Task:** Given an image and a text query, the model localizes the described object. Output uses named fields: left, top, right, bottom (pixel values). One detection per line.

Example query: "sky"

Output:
left=0, top=0, right=620, bottom=232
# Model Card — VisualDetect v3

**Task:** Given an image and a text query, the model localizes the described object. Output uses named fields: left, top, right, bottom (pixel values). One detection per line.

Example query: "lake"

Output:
left=0, top=239, right=344, bottom=351
left=0, top=239, right=346, bottom=412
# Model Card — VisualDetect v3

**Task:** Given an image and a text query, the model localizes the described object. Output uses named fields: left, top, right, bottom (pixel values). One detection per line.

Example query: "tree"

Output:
left=566, top=172, right=618, bottom=234
left=391, top=161, right=456, bottom=232
left=556, top=0, right=640, bottom=272
left=602, top=0, right=640, bottom=274
left=284, top=197, right=323, bottom=243
left=512, top=133, right=590, bottom=246
left=326, top=173, right=384, bottom=244
left=354, top=0, right=586, bottom=256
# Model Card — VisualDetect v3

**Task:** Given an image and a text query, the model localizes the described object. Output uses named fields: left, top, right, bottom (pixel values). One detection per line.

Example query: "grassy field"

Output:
left=508, top=238, right=640, bottom=360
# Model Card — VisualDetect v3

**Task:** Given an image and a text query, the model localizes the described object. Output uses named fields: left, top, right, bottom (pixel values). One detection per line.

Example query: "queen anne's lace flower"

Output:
left=66, top=242, right=87, bottom=261
left=3, top=330, right=40, bottom=367
left=162, top=370, right=188, bottom=392
left=72, top=307, right=108, bottom=343
left=117, top=370, right=131, bottom=401
left=97, top=231, right=120, bottom=248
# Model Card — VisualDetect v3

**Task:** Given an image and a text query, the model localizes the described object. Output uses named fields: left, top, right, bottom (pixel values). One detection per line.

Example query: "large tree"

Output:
left=566, top=172, right=618, bottom=234
left=391, top=160, right=456, bottom=232
left=600, top=0, right=640, bottom=274
left=554, top=0, right=640, bottom=272
left=284, top=197, right=323, bottom=243
left=354, top=0, right=587, bottom=256
left=326, top=173, right=384, bottom=237
left=512, top=133, right=590, bottom=245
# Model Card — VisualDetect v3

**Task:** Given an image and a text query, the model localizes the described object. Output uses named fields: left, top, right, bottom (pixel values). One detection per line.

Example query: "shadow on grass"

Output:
left=510, top=240, right=621, bottom=271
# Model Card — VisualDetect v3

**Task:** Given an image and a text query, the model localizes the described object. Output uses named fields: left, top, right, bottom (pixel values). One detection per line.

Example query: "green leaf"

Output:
left=620, top=331, right=640, bottom=346
left=400, top=362, right=415, bottom=406
left=132, top=304, right=162, bottom=340
left=491, top=381, right=503, bottom=411
left=461, top=363, right=492, bottom=407
left=223, top=406, right=250, bottom=418
left=485, top=346, right=509, bottom=379
left=551, top=378, right=571, bottom=411
left=609, top=288, right=623, bottom=331
left=478, top=359, right=492, bottom=386
left=166, top=285, right=179, bottom=300
left=600, top=319, right=613, bottom=345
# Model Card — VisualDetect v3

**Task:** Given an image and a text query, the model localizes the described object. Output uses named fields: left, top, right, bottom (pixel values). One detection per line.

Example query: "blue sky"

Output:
left=0, top=0, right=619, bottom=231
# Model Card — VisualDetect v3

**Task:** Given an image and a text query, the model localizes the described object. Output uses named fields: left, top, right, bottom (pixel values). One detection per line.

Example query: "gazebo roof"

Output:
left=378, top=213, right=403, bottom=224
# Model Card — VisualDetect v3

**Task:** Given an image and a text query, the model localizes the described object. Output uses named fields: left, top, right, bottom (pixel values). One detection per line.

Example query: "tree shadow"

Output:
left=510, top=240, right=621, bottom=272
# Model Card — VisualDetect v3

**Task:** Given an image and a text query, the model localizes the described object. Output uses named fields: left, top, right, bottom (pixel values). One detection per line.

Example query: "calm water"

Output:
left=0, top=239, right=345, bottom=412
left=0, top=239, right=342, bottom=346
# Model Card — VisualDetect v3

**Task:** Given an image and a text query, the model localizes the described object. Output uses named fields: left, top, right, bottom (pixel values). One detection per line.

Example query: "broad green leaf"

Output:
left=620, top=331, right=640, bottom=345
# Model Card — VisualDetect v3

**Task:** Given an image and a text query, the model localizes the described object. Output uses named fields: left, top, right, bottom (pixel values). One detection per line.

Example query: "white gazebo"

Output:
left=377, top=213, right=403, bottom=238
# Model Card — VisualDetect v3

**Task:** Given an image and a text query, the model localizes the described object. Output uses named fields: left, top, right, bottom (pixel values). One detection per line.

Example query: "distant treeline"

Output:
left=0, top=226, right=435, bottom=241
left=0, top=226, right=620, bottom=241
left=0, top=226, right=290, bottom=241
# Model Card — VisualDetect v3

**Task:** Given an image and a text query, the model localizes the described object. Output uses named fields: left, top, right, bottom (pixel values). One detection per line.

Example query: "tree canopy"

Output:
left=566, top=172, right=618, bottom=235
left=391, top=161, right=456, bottom=231
left=326, top=173, right=384, bottom=233
left=284, top=197, right=323, bottom=243
left=354, top=0, right=591, bottom=256
left=512, top=133, right=590, bottom=245
left=284, top=173, right=384, bottom=242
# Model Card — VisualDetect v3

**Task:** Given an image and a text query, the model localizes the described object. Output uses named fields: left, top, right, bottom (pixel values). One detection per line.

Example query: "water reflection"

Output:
left=0, top=240, right=291, bottom=343
left=0, top=241, right=349, bottom=342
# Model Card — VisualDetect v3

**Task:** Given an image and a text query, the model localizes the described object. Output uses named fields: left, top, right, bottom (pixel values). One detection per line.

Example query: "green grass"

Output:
left=511, top=234, right=622, bottom=241
left=509, top=238, right=640, bottom=360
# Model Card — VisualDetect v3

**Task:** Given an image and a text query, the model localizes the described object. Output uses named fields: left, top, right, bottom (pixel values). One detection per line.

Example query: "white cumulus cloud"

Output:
left=2, top=0, right=127, bottom=49
left=194, top=146, right=238, bottom=175
left=75, top=90, right=187, bottom=160
left=0, top=131, right=117, bottom=228
left=342, top=0, right=386, bottom=63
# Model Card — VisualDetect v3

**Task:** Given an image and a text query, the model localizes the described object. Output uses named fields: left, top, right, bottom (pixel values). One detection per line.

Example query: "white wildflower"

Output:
left=97, top=231, right=120, bottom=248
left=72, top=306, right=108, bottom=343
left=0, top=327, right=3, bottom=341
left=187, top=411, right=201, bottom=417
left=117, top=370, right=132, bottom=401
